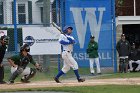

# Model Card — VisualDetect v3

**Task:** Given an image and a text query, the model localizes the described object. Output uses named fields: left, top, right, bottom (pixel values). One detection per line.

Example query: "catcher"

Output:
left=7, top=44, right=42, bottom=84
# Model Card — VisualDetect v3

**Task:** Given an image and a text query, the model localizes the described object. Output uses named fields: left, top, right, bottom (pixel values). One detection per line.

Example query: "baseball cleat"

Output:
left=0, top=81, right=6, bottom=84
left=97, top=73, right=102, bottom=75
left=54, top=77, right=61, bottom=83
left=78, top=78, right=85, bottom=82
left=90, top=73, right=95, bottom=76
left=7, top=81, right=14, bottom=84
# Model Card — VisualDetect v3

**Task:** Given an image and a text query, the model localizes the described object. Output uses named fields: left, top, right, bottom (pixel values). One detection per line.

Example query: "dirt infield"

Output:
left=1, top=77, right=140, bottom=90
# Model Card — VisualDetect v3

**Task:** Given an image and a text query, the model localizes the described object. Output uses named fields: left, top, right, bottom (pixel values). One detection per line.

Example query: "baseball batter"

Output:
left=7, top=44, right=41, bottom=84
left=54, top=26, right=85, bottom=83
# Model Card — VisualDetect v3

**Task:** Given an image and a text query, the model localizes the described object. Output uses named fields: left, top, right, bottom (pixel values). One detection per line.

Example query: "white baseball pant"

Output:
left=129, top=60, right=140, bottom=71
left=89, top=58, right=101, bottom=74
left=61, top=51, right=78, bottom=73
left=11, top=66, right=31, bottom=76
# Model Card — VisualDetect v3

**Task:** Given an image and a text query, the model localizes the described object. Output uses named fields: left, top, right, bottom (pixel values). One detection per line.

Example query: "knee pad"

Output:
left=119, top=59, right=124, bottom=72
left=120, top=59, right=124, bottom=63
left=17, top=67, right=24, bottom=74
left=119, top=59, right=125, bottom=66
left=125, top=58, right=129, bottom=63
left=31, top=68, right=37, bottom=75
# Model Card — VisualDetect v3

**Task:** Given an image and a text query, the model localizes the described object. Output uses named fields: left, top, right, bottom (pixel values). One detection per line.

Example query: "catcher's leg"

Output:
left=21, top=68, right=36, bottom=83
left=119, top=58, right=124, bottom=73
left=124, top=58, right=128, bottom=73
left=8, top=67, right=23, bottom=84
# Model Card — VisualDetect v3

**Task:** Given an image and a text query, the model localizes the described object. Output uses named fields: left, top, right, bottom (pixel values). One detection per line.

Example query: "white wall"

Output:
left=2, top=0, right=42, bottom=24
left=3, top=0, right=13, bottom=24
left=32, top=0, right=42, bottom=24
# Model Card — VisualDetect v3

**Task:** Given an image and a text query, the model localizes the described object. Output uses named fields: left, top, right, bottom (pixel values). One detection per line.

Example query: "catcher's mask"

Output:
left=1, top=35, right=10, bottom=45
left=20, top=44, right=30, bottom=52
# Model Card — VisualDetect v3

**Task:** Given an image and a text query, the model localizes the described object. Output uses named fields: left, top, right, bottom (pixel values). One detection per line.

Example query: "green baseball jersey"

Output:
left=87, top=41, right=99, bottom=58
left=9, top=53, right=36, bottom=67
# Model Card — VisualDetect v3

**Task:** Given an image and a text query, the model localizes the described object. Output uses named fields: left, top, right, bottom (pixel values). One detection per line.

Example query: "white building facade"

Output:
left=0, top=0, right=43, bottom=24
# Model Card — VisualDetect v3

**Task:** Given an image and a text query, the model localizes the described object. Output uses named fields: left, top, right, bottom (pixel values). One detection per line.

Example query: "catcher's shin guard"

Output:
left=0, top=66, right=4, bottom=81
left=124, top=58, right=128, bottom=73
left=119, top=59, right=124, bottom=73
left=9, top=67, right=23, bottom=82
left=24, top=68, right=36, bottom=81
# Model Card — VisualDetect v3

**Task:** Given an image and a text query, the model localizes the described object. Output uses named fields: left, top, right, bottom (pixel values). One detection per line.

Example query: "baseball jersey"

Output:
left=87, top=41, right=99, bottom=58
left=9, top=53, right=36, bottom=68
left=59, top=34, right=75, bottom=52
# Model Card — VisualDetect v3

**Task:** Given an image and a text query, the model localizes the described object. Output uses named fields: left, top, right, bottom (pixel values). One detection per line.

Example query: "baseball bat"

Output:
left=52, top=22, right=63, bottom=33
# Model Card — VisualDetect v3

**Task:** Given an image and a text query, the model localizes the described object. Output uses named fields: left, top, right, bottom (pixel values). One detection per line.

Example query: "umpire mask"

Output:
left=1, top=35, right=10, bottom=45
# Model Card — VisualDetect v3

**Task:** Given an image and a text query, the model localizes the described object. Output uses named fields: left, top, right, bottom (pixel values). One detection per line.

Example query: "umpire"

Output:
left=0, top=35, right=9, bottom=84
left=116, top=34, right=131, bottom=73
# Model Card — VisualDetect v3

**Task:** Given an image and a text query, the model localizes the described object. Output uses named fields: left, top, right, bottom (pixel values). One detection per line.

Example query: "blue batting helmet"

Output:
left=63, top=26, right=73, bottom=33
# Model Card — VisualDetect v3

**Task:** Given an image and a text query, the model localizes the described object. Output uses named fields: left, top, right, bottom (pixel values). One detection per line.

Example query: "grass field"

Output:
left=4, top=66, right=140, bottom=82
left=1, top=66, right=140, bottom=93
left=1, top=85, right=140, bottom=93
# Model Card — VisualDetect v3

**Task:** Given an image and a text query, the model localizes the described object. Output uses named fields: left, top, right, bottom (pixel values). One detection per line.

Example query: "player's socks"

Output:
left=56, top=70, right=64, bottom=79
left=73, top=70, right=80, bottom=80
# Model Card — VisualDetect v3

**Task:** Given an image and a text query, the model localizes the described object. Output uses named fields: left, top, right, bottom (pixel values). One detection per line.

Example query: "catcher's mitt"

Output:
left=36, top=65, right=43, bottom=72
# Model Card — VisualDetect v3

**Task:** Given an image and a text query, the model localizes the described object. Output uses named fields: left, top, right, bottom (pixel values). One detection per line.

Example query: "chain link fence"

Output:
left=0, top=0, right=61, bottom=74
left=0, top=0, right=116, bottom=79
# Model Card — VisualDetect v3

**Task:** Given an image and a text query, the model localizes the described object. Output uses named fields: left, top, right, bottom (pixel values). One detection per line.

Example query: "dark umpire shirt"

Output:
left=116, top=40, right=131, bottom=57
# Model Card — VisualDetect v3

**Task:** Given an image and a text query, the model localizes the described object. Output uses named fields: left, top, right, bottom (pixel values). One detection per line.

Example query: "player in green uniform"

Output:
left=7, top=44, right=41, bottom=84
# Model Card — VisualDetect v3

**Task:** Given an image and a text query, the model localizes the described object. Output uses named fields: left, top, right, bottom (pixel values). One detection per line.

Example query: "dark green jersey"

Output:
left=87, top=41, right=99, bottom=58
left=9, top=53, right=36, bottom=67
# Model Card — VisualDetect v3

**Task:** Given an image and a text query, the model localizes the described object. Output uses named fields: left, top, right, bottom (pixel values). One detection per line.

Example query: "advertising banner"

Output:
left=64, top=0, right=114, bottom=67
left=22, top=27, right=61, bottom=55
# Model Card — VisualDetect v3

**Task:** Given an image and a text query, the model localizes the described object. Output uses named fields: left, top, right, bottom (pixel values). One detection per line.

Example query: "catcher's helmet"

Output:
left=20, top=44, right=30, bottom=52
left=63, top=26, right=73, bottom=33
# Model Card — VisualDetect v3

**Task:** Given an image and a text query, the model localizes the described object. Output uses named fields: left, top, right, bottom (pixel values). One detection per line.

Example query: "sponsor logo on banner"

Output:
left=22, top=27, right=61, bottom=55
left=24, top=36, right=35, bottom=46
left=24, top=36, right=59, bottom=46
